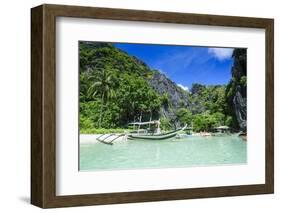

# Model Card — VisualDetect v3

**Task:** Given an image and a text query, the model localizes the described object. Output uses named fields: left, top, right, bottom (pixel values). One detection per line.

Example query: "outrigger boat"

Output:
left=127, top=120, right=187, bottom=140
left=211, top=126, right=231, bottom=136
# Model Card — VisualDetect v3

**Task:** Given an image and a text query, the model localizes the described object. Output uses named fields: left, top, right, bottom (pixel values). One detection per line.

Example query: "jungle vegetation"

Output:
left=79, top=42, right=244, bottom=133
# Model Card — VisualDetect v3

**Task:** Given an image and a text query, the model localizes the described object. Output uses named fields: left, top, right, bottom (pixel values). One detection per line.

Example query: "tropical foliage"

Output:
left=79, top=42, right=162, bottom=131
left=79, top=42, right=244, bottom=133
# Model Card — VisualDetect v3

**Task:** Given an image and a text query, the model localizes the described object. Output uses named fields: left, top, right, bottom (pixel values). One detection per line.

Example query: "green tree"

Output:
left=212, top=112, right=225, bottom=126
left=87, top=67, right=116, bottom=128
left=160, top=117, right=171, bottom=131
left=193, top=112, right=218, bottom=132
left=176, top=108, right=192, bottom=126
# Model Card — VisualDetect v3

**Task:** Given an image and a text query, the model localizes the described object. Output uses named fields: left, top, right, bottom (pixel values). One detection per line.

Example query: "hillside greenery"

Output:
left=79, top=42, right=162, bottom=130
left=79, top=42, right=240, bottom=133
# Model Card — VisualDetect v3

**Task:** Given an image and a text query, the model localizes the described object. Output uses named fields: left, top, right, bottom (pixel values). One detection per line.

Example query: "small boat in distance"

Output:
left=127, top=120, right=187, bottom=140
left=211, top=126, right=231, bottom=136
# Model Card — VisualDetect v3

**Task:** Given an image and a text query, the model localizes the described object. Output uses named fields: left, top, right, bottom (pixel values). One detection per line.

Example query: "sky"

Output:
left=114, top=43, right=234, bottom=92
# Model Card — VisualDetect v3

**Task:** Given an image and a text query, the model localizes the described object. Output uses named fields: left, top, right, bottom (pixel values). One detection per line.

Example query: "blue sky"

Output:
left=114, top=43, right=234, bottom=91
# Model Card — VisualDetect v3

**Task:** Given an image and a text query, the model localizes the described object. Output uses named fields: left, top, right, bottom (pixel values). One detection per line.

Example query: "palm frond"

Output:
left=93, top=81, right=102, bottom=87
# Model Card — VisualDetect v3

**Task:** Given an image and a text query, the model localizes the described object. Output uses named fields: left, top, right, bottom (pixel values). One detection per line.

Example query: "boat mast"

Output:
left=138, top=112, right=142, bottom=134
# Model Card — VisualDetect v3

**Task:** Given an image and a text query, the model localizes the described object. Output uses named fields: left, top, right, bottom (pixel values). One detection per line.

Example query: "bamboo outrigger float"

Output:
left=96, top=133, right=126, bottom=145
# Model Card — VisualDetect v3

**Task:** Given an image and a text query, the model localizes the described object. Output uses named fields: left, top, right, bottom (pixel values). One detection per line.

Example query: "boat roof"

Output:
left=128, top=120, right=159, bottom=125
left=215, top=126, right=230, bottom=129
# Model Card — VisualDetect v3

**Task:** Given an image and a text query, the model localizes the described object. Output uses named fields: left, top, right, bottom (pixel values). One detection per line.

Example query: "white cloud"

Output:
left=177, top=84, right=189, bottom=92
left=208, top=48, right=233, bottom=60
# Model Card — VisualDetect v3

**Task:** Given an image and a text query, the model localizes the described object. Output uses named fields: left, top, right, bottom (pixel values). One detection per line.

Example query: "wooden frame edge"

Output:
left=31, top=4, right=274, bottom=208
left=31, top=5, right=44, bottom=208
left=265, top=19, right=274, bottom=194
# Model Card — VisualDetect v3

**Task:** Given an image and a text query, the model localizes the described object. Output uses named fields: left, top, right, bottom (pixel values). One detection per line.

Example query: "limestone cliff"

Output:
left=226, top=49, right=247, bottom=131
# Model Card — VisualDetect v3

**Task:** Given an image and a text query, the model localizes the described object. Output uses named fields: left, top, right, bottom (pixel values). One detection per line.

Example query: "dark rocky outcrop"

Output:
left=226, top=49, right=247, bottom=131
left=149, top=72, right=190, bottom=124
left=233, top=87, right=247, bottom=131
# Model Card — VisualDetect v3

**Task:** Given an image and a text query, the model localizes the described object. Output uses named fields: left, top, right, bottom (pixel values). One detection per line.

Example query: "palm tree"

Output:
left=79, top=72, right=89, bottom=102
left=87, top=67, right=116, bottom=128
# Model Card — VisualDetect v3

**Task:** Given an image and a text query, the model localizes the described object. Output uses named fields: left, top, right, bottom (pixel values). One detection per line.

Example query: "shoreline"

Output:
left=80, top=132, right=245, bottom=144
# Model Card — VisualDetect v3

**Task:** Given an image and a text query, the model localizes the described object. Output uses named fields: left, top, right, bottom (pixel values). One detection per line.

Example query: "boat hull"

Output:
left=127, top=125, right=187, bottom=141
left=128, top=132, right=178, bottom=140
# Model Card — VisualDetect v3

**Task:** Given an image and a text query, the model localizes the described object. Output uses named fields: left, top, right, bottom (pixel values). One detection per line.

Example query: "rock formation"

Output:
left=227, top=49, right=247, bottom=131
left=149, top=72, right=190, bottom=124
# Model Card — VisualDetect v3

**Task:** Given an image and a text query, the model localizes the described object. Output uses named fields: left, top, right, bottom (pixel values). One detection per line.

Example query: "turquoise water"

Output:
left=79, top=136, right=247, bottom=171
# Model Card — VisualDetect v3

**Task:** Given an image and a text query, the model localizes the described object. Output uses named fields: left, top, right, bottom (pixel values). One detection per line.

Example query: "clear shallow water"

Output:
left=80, top=136, right=247, bottom=171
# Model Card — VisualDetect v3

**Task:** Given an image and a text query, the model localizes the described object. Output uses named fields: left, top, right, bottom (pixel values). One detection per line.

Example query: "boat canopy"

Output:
left=215, top=126, right=230, bottom=129
left=128, top=120, right=160, bottom=125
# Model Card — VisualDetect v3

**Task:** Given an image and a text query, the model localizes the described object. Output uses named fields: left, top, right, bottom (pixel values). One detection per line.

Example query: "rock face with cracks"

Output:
left=149, top=72, right=190, bottom=126
left=227, top=49, right=247, bottom=132
left=233, top=87, right=247, bottom=131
